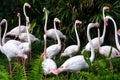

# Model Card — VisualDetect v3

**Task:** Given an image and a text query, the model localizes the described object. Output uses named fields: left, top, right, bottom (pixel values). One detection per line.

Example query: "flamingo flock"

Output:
left=0, top=2, right=120, bottom=79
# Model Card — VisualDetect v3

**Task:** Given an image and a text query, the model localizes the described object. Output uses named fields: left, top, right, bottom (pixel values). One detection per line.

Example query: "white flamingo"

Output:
left=6, top=3, right=31, bottom=39
left=42, top=34, right=57, bottom=75
left=0, top=19, right=27, bottom=77
left=53, top=22, right=98, bottom=78
left=82, top=6, right=110, bottom=53
left=43, top=7, right=66, bottom=40
left=44, top=18, right=61, bottom=59
left=17, top=13, right=40, bottom=42
left=60, top=20, right=82, bottom=59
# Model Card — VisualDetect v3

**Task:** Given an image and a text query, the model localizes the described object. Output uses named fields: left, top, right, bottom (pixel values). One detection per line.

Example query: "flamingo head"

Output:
left=94, top=22, right=99, bottom=28
left=117, top=29, right=120, bottom=36
left=0, top=19, right=6, bottom=26
left=43, top=7, right=46, bottom=12
left=17, top=13, right=20, bottom=17
left=24, top=3, right=31, bottom=8
left=103, top=6, right=110, bottom=11
left=75, top=20, right=82, bottom=25
left=104, top=18, right=108, bottom=26
left=54, top=18, right=61, bottom=23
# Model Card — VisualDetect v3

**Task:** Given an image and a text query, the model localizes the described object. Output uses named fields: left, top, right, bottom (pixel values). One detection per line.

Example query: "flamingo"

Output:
left=43, top=7, right=66, bottom=40
left=6, top=3, right=31, bottom=39
left=17, top=13, right=40, bottom=43
left=42, top=18, right=61, bottom=59
left=53, top=22, right=98, bottom=78
left=98, top=16, right=120, bottom=68
left=42, top=34, right=57, bottom=75
left=81, top=6, right=110, bottom=53
left=0, top=19, right=27, bottom=77
left=117, top=29, right=120, bottom=36
left=60, top=20, right=82, bottom=59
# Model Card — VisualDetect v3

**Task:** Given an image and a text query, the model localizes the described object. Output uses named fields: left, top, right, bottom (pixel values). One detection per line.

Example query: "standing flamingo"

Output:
left=6, top=3, right=31, bottom=39
left=42, top=18, right=61, bottom=59
left=43, top=7, right=66, bottom=40
left=98, top=16, right=120, bottom=68
left=17, top=13, right=40, bottom=42
left=42, top=34, right=57, bottom=75
left=53, top=23, right=98, bottom=78
left=82, top=6, right=110, bottom=53
left=0, top=19, right=27, bottom=77
left=60, top=20, right=82, bottom=59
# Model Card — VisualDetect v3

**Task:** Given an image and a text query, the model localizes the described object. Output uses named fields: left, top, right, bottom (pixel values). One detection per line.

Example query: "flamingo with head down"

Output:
left=53, top=22, right=98, bottom=79
left=42, top=34, right=57, bottom=75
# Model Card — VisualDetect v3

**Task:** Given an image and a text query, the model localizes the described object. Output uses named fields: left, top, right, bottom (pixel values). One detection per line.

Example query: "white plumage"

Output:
left=61, top=20, right=82, bottom=58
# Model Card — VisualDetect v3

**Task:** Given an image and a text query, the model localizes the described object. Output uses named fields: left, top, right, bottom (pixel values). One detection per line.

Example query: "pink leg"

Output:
left=28, top=50, right=32, bottom=62
left=66, top=72, right=69, bottom=80
left=110, top=59, right=113, bottom=69
left=61, top=41, right=66, bottom=53
left=59, top=56, right=62, bottom=62
left=9, top=61, right=12, bottom=78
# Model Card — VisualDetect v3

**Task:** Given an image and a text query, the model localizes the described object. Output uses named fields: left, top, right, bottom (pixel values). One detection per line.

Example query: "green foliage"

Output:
left=0, top=0, right=120, bottom=80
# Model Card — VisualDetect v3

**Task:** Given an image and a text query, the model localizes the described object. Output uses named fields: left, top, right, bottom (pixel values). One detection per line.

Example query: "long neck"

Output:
left=26, top=21, right=31, bottom=44
left=109, top=16, right=120, bottom=51
left=54, top=21, right=61, bottom=45
left=23, top=4, right=28, bottom=20
left=87, top=25, right=95, bottom=62
left=0, top=25, right=1, bottom=45
left=74, top=23, right=80, bottom=47
left=98, top=27, right=101, bottom=50
left=2, top=21, right=7, bottom=45
left=18, top=14, right=21, bottom=36
left=101, top=8, right=106, bottom=41
left=43, top=34, right=47, bottom=59
left=44, top=11, right=48, bottom=33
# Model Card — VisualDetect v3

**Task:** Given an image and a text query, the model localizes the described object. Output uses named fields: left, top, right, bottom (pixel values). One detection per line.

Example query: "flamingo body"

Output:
left=46, top=28, right=66, bottom=40
left=99, top=46, right=120, bottom=58
left=42, top=58, right=57, bottom=75
left=19, top=32, right=40, bottom=42
left=61, top=45, right=79, bottom=57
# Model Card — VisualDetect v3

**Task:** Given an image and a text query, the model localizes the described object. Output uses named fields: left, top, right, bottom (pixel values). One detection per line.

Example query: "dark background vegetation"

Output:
left=0, top=0, right=120, bottom=80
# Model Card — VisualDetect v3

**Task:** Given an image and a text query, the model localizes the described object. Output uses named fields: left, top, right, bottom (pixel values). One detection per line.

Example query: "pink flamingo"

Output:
left=60, top=20, right=82, bottom=60
left=82, top=6, right=110, bottom=53
left=53, top=23, right=98, bottom=79
left=41, top=18, right=61, bottom=59
left=0, top=19, right=27, bottom=77
left=6, top=3, right=31, bottom=39
left=98, top=15, right=120, bottom=68
left=42, top=34, right=57, bottom=75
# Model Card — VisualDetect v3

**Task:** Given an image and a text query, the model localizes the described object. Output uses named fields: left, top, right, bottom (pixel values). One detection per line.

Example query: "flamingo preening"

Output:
left=60, top=20, right=82, bottom=59
left=81, top=6, right=110, bottom=53
left=53, top=23, right=98, bottom=79
left=0, top=19, right=27, bottom=77
left=42, top=34, right=57, bottom=75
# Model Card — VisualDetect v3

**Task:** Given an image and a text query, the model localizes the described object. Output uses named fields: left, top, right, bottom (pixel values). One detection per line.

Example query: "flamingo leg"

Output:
left=9, top=61, right=12, bottom=78
left=109, top=59, right=113, bottom=69
left=29, top=50, right=32, bottom=62
left=59, top=56, right=62, bottom=62
left=61, top=41, right=66, bottom=53
left=66, top=72, right=69, bottom=80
